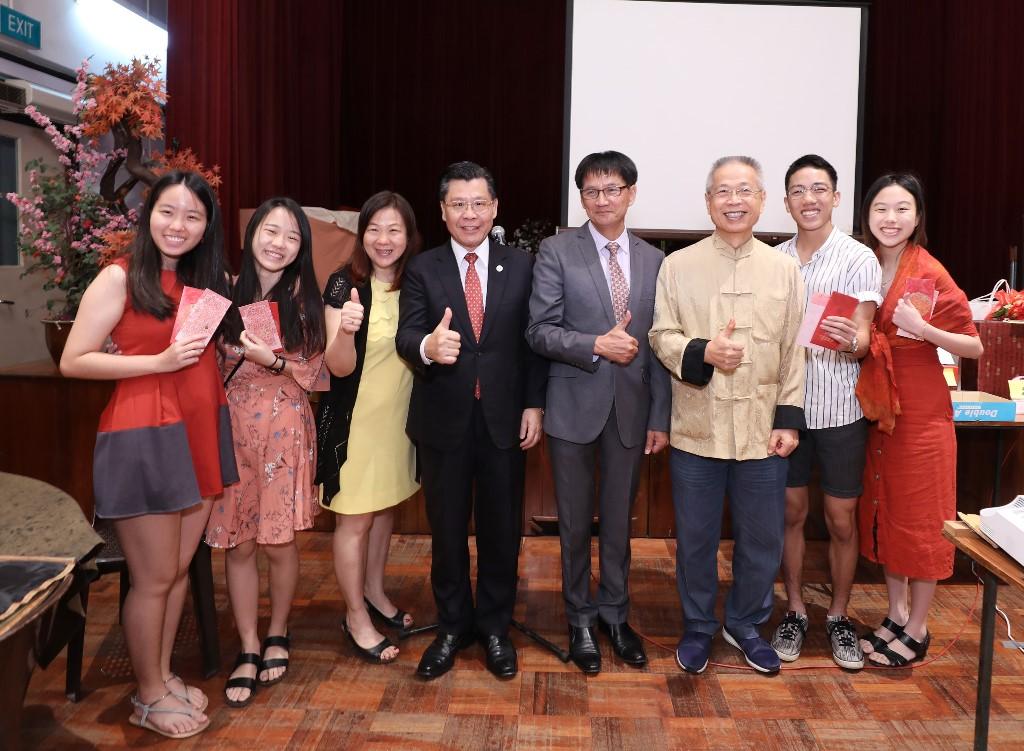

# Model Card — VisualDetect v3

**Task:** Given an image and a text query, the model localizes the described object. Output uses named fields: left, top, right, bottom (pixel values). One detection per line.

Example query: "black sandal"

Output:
left=871, top=630, right=931, bottom=668
left=364, top=596, right=412, bottom=631
left=343, top=621, right=398, bottom=664
left=224, top=652, right=260, bottom=708
left=860, top=617, right=905, bottom=654
left=257, top=634, right=291, bottom=686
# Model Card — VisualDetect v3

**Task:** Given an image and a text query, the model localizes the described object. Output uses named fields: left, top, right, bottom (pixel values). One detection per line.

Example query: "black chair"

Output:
left=65, top=520, right=221, bottom=702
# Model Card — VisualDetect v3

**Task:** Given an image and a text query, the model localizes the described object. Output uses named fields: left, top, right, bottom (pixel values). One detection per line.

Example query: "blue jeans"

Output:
left=670, top=449, right=787, bottom=639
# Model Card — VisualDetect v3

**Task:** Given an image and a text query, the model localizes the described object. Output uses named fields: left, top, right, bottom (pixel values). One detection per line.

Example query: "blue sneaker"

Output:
left=675, top=632, right=713, bottom=674
left=722, top=628, right=780, bottom=674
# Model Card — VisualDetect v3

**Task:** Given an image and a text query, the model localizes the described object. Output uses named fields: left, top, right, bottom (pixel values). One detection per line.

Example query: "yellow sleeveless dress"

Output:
left=324, top=276, right=419, bottom=514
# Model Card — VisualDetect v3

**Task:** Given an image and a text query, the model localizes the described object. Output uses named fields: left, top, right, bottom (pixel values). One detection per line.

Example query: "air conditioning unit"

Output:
left=0, top=79, right=75, bottom=124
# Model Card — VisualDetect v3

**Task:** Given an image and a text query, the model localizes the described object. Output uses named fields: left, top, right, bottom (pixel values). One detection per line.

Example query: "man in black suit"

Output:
left=397, top=161, right=547, bottom=680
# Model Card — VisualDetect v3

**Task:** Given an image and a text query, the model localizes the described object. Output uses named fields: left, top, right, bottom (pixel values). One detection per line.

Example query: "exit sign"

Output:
left=0, top=7, right=40, bottom=49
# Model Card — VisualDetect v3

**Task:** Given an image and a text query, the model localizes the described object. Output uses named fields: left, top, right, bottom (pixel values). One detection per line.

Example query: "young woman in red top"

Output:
left=61, top=171, right=237, bottom=738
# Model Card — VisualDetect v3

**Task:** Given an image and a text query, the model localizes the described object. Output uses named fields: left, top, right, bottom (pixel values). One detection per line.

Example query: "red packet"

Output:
left=797, top=291, right=859, bottom=350
left=173, top=288, right=231, bottom=348
left=810, top=292, right=859, bottom=349
left=170, top=286, right=203, bottom=342
left=897, top=277, right=938, bottom=340
left=239, top=300, right=284, bottom=352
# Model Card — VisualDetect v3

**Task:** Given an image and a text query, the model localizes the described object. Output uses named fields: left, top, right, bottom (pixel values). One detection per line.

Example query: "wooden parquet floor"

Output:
left=20, top=535, right=1024, bottom=750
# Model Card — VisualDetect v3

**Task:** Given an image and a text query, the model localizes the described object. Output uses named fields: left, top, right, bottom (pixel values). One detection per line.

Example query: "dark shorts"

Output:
left=786, top=418, right=867, bottom=499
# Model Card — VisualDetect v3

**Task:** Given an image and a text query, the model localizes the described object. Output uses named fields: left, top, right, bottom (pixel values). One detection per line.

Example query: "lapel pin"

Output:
left=496, top=265, right=503, bottom=272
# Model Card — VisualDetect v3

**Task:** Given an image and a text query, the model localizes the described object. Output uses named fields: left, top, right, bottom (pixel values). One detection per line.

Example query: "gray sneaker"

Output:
left=826, top=616, right=865, bottom=670
left=771, top=611, right=808, bottom=662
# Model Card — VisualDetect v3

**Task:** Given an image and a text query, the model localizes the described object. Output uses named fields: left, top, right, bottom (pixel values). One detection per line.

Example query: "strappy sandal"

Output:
left=257, top=634, right=291, bottom=686
left=165, top=672, right=209, bottom=712
left=860, top=616, right=905, bottom=654
left=129, top=690, right=209, bottom=739
left=342, top=621, right=398, bottom=664
left=364, top=596, right=413, bottom=631
left=224, top=652, right=260, bottom=708
left=871, top=630, right=931, bottom=668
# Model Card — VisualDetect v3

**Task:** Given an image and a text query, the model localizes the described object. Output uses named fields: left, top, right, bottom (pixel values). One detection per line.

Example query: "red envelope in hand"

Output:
left=810, top=292, right=859, bottom=350
left=170, top=286, right=203, bottom=342
left=172, top=288, right=232, bottom=348
left=239, top=300, right=284, bottom=352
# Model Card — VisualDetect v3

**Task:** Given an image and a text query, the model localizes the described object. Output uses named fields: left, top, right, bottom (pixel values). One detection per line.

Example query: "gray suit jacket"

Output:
left=527, top=224, right=671, bottom=447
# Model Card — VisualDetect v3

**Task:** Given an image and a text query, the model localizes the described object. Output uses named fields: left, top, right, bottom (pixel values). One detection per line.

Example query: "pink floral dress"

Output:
left=206, top=347, right=326, bottom=548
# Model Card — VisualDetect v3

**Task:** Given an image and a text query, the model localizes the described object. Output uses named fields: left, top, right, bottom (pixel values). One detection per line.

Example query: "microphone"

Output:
left=490, top=225, right=507, bottom=245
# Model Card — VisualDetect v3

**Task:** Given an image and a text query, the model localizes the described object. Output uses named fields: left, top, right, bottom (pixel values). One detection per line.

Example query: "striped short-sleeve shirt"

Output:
left=776, top=227, right=882, bottom=429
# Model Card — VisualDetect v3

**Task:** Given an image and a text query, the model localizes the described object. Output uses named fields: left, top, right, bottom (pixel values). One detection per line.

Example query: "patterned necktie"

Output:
left=606, top=242, right=629, bottom=323
left=464, top=252, right=484, bottom=398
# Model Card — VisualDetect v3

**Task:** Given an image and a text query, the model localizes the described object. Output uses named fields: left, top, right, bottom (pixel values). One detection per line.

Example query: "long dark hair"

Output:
left=347, top=191, right=420, bottom=290
left=128, top=170, right=228, bottom=318
left=223, top=197, right=326, bottom=357
left=860, top=172, right=928, bottom=252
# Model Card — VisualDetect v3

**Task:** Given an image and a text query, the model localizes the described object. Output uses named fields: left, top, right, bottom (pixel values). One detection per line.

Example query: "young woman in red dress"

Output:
left=61, top=172, right=237, bottom=738
left=855, top=173, right=983, bottom=667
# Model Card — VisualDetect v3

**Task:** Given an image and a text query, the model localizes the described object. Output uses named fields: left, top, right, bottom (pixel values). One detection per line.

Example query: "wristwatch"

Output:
left=847, top=335, right=859, bottom=354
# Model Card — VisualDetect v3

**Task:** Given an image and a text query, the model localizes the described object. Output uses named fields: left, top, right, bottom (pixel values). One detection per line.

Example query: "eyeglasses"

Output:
left=708, top=186, right=762, bottom=201
left=445, top=199, right=493, bottom=214
left=787, top=184, right=833, bottom=199
left=580, top=185, right=630, bottom=201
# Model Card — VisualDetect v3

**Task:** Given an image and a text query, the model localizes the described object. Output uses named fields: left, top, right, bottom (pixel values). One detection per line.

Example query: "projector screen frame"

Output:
left=561, top=0, right=871, bottom=237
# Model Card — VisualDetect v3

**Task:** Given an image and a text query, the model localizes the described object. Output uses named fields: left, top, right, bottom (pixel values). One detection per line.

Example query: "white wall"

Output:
left=0, top=0, right=166, bottom=367
left=0, top=0, right=167, bottom=90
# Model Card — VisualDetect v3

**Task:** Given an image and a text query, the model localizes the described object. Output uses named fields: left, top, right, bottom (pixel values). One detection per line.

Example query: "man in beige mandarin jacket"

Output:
left=649, top=156, right=806, bottom=675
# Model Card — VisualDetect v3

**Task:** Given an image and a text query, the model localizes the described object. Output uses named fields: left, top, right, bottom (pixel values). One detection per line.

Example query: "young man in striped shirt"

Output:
left=772, top=155, right=882, bottom=670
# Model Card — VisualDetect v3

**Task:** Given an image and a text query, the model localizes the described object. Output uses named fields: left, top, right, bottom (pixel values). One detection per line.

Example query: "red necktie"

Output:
left=465, top=252, right=484, bottom=398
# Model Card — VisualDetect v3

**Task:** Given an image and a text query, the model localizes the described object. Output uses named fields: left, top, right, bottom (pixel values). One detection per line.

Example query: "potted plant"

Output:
left=4, top=58, right=219, bottom=364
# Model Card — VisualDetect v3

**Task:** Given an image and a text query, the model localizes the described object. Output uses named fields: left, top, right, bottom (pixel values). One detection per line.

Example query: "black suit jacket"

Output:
left=397, top=241, right=547, bottom=450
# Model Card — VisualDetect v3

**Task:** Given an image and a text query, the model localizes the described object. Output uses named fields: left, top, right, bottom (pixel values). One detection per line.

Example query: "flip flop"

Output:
left=165, top=672, right=209, bottom=712
left=128, top=690, right=209, bottom=739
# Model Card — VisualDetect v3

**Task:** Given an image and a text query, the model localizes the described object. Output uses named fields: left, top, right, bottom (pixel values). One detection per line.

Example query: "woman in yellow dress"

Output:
left=316, top=191, right=420, bottom=663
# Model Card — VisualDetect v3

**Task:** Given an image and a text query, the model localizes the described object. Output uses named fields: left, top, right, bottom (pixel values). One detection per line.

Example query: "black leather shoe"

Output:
left=416, top=632, right=473, bottom=680
left=480, top=634, right=518, bottom=679
left=599, top=619, right=647, bottom=666
left=568, top=625, right=601, bottom=674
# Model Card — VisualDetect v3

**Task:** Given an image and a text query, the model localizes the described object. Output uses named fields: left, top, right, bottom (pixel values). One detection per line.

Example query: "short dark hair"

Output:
left=574, top=151, right=638, bottom=189
left=860, top=172, right=928, bottom=251
left=784, top=154, right=838, bottom=191
left=438, top=161, right=497, bottom=202
left=348, top=190, right=421, bottom=290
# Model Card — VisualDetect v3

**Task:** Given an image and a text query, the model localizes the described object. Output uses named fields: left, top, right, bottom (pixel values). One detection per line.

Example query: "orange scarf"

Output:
left=856, top=245, right=976, bottom=434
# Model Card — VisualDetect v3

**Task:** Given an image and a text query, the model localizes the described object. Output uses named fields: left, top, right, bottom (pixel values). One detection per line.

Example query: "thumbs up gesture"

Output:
left=340, top=287, right=364, bottom=334
left=594, top=310, right=639, bottom=365
left=703, top=318, right=744, bottom=371
left=425, top=306, right=462, bottom=365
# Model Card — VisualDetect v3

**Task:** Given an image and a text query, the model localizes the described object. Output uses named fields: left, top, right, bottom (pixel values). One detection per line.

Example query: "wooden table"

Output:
left=942, top=520, right=1024, bottom=750
left=0, top=573, right=73, bottom=750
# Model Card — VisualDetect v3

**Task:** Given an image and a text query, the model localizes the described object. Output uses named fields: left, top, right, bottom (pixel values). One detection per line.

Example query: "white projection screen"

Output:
left=564, top=0, right=868, bottom=235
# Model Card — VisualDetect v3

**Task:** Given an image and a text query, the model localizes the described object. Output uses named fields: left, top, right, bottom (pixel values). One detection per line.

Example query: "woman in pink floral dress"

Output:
left=206, top=197, right=326, bottom=707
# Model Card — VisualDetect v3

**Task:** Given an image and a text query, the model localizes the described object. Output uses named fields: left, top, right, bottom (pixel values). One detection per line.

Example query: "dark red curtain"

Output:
left=167, top=1, right=1023, bottom=292
left=167, top=0, right=346, bottom=266
left=862, top=0, right=1024, bottom=296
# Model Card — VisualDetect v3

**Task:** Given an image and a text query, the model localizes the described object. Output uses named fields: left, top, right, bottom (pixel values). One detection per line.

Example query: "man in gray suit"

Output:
left=527, top=151, right=671, bottom=674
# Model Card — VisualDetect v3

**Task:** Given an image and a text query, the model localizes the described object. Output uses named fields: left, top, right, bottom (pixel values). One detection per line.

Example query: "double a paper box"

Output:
left=951, top=391, right=1018, bottom=422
